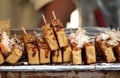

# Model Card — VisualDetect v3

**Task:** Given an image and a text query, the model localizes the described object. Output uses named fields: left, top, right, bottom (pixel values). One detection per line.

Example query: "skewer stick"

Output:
left=21, top=26, right=27, bottom=35
left=42, top=14, right=47, bottom=24
left=33, top=31, right=42, bottom=41
left=52, top=11, right=57, bottom=19
left=34, top=31, right=38, bottom=37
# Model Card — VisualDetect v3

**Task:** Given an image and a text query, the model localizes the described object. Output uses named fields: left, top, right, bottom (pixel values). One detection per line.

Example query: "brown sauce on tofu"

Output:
left=52, top=49, right=60, bottom=57
left=51, top=19, right=61, bottom=26
left=32, top=47, right=38, bottom=57
left=37, top=38, right=50, bottom=58
left=26, top=42, right=38, bottom=57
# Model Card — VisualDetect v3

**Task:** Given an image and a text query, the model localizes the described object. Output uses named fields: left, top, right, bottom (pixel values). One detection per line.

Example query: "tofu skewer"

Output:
left=68, top=28, right=82, bottom=65
left=42, top=15, right=59, bottom=51
left=68, top=28, right=96, bottom=65
left=6, top=34, right=23, bottom=64
left=83, top=42, right=96, bottom=64
left=96, top=40, right=116, bottom=63
left=63, top=29, right=72, bottom=63
left=95, top=32, right=116, bottom=63
left=34, top=31, right=51, bottom=64
left=51, top=11, right=68, bottom=48
left=22, top=27, right=39, bottom=65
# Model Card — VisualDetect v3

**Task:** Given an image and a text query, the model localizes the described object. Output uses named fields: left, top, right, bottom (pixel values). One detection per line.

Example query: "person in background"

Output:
left=40, top=0, right=76, bottom=26
left=0, top=0, right=76, bottom=29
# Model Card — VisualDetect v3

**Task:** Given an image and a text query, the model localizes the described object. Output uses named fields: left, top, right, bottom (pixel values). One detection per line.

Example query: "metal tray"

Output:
left=1, top=27, right=118, bottom=72
left=1, top=63, right=120, bottom=72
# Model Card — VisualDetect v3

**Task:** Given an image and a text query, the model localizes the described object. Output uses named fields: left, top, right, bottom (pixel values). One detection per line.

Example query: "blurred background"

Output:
left=0, top=0, right=120, bottom=29
left=75, top=0, right=120, bottom=29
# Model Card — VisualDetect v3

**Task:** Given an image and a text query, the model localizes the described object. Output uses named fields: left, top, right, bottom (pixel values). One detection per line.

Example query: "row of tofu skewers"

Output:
left=0, top=11, right=120, bottom=65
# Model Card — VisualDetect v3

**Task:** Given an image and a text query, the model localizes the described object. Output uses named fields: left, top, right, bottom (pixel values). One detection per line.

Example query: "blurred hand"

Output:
left=40, top=0, right=76, bottom=27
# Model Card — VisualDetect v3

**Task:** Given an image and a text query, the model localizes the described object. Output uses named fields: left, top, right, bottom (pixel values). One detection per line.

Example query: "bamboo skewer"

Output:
left=21, top=26, right=27, bottom=35
left=52, top=11, right=57, bottom=19
left=42, top=14, right=47, bottom=24
left=34, top=31, right=39, bottom=37
left=33, top=31, right=42, bottom=41
left=34, top=31, right=38, bottom=36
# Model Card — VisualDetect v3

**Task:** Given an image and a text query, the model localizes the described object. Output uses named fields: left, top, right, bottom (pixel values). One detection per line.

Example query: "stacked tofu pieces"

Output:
left=42, top=24, right=59, bottom=51
left=42, top=18, right=72, bottom=64
left=71, top=41, right=96, bottom=65
left=51, top=19, right=71, bottom=63
left=95, top=30, right=117, bottom=63
left=68, top=28, right=96, bottom=65
left=51, top=19, right=68, bottom=47
left=96, top=40, right=116, bottom=63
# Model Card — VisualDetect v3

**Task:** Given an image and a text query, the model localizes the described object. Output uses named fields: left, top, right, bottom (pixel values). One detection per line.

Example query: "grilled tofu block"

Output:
left=51, top=19, right=68, bottom=47
left=96, top=40, right=116, bottom=63
left=23, top=34, right=34, bottom=44
left=42, top=24, right=59, bottom=51
left=26, top=43, right=39, bottom=64
left=0, top=51, right=4, bottom=64
left=52, top=49, right=62, bottom=63
left=115, top=44, right=120, bottom=62
left=37, top=37, right=51, bottom=64
left=23, top=34, right=39, bottom=65
left=39, top=46, right=51, bottom=64
left=83, top=42, right=96, bottom=64
left=6, top=45, right=23, bottom=64
left=63, top=44, right=72, bottom=63
left=72, top=47, right=82, bottom=65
